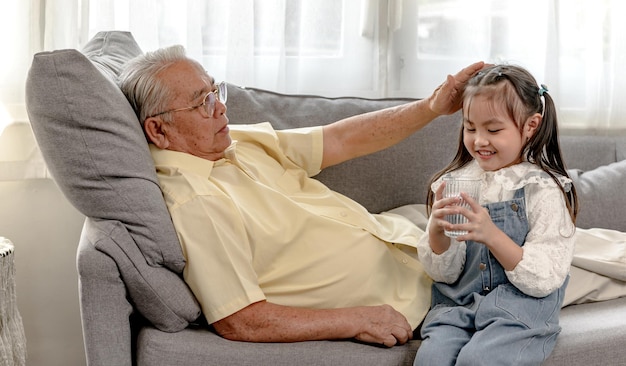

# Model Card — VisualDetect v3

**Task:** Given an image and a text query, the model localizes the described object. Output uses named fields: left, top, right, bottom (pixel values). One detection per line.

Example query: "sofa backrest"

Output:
left=227, top=84, right=626, bottom=232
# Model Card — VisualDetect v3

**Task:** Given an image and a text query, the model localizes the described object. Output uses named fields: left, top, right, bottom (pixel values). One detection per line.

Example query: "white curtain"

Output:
left=2, top=0, right=626, bottom=144
left=0, top=1, right=49, bottom=180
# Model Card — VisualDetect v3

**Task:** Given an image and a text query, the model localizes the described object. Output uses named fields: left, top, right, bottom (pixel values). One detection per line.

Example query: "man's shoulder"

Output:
left=229, top=122, right=277, bottom=141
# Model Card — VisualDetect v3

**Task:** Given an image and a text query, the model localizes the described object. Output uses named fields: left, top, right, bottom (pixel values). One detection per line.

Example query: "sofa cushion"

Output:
left=569, top=159, right=626, bottom=232
left=81, top=31, right=143, bottom=81
left=26, top=31, right=200, bottom=331
left=82, top=218, right=200, bottom=331
left=137, top=326, right=420, bottom=366
left=545, top=296, right=626, bottom=365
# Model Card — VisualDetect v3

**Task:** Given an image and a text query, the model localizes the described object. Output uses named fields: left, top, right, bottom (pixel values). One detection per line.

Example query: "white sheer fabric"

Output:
left=2, top=0, right=625, bottom=151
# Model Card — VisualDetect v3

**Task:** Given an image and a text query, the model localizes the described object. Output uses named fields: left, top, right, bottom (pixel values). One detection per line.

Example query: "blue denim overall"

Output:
left=415, top=188, right=568, bottom=366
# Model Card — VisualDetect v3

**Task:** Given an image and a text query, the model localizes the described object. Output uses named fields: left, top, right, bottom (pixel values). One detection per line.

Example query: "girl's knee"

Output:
left=414, top=337, right=460, bottom=366
left=415, top=350, right=452, bottom=366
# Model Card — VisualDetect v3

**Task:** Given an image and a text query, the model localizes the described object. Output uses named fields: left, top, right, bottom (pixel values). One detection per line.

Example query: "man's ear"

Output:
left=144, top=117, right=170, bottom=149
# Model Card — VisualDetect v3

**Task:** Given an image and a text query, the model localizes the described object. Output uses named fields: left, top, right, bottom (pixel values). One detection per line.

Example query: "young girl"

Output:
left=414, top=65, right=578, bottom=366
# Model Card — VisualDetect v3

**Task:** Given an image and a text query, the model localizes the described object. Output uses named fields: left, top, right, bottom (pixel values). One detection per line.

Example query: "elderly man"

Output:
left=118, top=45, right=484, bottom=348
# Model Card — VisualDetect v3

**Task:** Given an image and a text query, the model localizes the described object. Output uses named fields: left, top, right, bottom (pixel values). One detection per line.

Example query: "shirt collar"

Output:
left=149, top=143, right=237, bottom=178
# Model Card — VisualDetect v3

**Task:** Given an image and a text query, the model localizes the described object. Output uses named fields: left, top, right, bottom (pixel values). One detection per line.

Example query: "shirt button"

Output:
left=511, top=203, right=519, bottom=212
left=479, top=263, right=487, bottom=271
left=340, top=211, right=348, bottom=217
left=402, top=258, right=408, bottom=264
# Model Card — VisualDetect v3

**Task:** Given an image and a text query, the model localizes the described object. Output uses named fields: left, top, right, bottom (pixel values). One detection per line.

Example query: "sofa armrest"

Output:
left=77, top=220, right=134, bottom=366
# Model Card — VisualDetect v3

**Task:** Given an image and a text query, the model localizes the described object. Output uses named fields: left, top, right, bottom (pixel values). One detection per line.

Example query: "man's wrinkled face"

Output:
left=154, top=60, right=231, bottom=161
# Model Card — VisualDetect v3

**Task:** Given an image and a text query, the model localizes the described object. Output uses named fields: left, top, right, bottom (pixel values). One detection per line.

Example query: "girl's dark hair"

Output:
left=426, top=64, right=578, bottom=223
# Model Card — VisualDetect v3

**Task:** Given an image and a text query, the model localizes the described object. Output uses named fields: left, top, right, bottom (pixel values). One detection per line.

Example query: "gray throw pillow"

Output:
left=26, top=31, right=200, bottom=331
left=569, top=159, right=626, bottom=232
left=82, top=217, right=200, bottom=331
left=26, top=31, right=183, bottom=271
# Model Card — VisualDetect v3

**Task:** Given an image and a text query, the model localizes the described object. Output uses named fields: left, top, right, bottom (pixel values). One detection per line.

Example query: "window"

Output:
left=3, top=0, right=626, bottom=134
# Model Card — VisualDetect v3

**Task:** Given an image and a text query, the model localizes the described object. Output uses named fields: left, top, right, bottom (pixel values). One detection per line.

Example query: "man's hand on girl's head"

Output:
left=427, top=61, right=486, bottom=116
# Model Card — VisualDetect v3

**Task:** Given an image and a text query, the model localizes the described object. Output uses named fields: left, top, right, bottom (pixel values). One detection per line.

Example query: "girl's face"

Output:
left=462, top=94, right=538, bottom=171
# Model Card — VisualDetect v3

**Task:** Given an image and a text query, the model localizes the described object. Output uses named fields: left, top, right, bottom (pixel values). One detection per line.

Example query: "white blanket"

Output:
left=572, top=228, right=626, bottom=281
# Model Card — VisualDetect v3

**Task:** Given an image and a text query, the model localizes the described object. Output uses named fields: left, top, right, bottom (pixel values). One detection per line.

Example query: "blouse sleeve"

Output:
left=505, top=183, right=576, bottom=297
left=416, top=220, right=467, bottom=283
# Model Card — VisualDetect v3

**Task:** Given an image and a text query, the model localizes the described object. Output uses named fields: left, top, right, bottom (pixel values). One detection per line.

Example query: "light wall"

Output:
left=0, top=123, right=86, bottom=366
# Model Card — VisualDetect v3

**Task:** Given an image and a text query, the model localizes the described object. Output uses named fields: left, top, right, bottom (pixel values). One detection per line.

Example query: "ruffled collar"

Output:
left=434, top=161, right=572, bottom=192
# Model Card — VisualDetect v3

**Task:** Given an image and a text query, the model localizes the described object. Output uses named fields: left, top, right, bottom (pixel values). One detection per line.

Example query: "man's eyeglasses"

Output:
left=147, top=82, right=227, bottom=119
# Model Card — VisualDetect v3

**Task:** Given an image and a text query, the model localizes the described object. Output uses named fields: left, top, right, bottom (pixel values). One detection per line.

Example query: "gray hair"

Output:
left=117, top=45, right=204, bottom=124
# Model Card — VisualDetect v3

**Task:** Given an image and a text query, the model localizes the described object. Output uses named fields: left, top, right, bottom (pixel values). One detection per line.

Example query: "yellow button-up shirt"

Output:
left=151, top=122, right=431, bottom=328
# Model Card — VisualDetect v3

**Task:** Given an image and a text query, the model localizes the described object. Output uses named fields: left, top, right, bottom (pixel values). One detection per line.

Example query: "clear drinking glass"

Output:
left=442, top=176, right=481, bottom=238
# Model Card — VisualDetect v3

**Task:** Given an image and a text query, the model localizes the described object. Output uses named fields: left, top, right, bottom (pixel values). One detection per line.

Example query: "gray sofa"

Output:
left=25, top=31, right=626, bottom=365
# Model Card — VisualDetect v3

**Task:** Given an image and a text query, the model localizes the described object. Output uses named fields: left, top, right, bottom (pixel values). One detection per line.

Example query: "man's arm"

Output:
left=321, top=61, right=484, bottom=169
left=212, top=300, right=413, bottom=347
